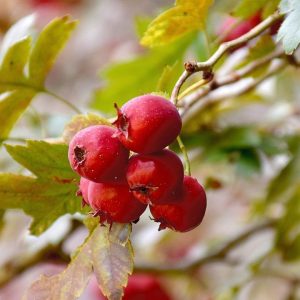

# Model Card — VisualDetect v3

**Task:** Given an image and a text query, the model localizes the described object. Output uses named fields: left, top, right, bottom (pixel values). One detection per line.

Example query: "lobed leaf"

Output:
left=25, top=223, right=133, bottom=300
left=1, top=141, right=81, bottom=235
left=277, top=0, right=300, bottom=54
left=140, top=0, right=213, bottom=47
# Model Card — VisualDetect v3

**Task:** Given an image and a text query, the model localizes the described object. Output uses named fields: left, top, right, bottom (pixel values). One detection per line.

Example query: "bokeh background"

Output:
left=0, top=0, right=300, bottom=299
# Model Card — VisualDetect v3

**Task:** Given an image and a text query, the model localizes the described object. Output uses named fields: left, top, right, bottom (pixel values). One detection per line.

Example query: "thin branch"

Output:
left=182, top=60, right=287, bottom=122
left=170, top=11, right=282, bottom=105
left=135, top=220, right=275, bottom=275
left=176, top=136, right=191, bottom=176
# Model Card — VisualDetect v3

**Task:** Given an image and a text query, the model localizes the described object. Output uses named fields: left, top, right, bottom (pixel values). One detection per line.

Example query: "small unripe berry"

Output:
left=77, top=177, right=90, bottom=207
left=150, top=176, right=207, bottom=232
left=88, top=181, right=147, bottom=224
left=126, top=149, right=184, bottom=205
left=113, top=94, right=182, bottom=154
left=68, top=125, right=129, bottom=183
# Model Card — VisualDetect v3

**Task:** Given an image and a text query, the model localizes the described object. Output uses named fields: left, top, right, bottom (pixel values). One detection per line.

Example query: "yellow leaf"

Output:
left=141, top=0, right=213, bottom=47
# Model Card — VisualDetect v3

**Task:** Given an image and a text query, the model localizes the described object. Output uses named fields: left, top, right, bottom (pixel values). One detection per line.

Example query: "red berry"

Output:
left=126, top=149, right=184, bottom=205
left=113, top=95, right=182, bottom=154
left=88, top=181, right=147, bottom=224
left=220, top=13, right=261, bottom=44
left=77, top=177, right=90, bottom=207
left=150, top=176, right=207, bottom=232
left=92, top=274, right=172, bottom=300
left=68, top=125, right=129, bottom=183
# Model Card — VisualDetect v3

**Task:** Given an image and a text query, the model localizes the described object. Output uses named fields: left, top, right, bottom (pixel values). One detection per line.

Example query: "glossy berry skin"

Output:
left=150, top=176, right=207, bottom=232
left=68, top=125, right=129, bottom=183
left=113, top=95, right=182, bottom=154
left=77, top=177, right=91, bottom=207
left=93, top=274, right=172, bottom=300
left=220, top=13, right=261, bottom=44
left=88, top=181, right=147, bottom=224
left=126, top=149, right=184, bottom=205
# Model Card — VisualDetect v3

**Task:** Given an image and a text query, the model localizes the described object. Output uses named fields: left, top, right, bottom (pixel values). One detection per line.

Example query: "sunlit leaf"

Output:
left=0, top=16, right=77, bottom=142
left=25, top=223, right=133, bottom=300
left=141, top=0, right=213, bottom=47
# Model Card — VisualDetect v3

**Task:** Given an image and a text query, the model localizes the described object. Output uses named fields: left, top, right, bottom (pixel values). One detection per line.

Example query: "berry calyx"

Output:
left=88, top=181, right=147, bottom=224
left=77, top=177, right=91, bottom=207
left=126, top=149, right=184, bottom=205
left=150, top=176, right=207, bottom=232
left=68, top=125, right=129, bottom=183
left=113, top=94, right=182, bottom=154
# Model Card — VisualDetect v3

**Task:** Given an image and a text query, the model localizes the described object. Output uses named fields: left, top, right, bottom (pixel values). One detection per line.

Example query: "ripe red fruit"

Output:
left=68, top=125, right=129, bottom=183
left=77, top=177, right=90, bottom=207
left=126, top=149, right=184, bottom=205
left=113, top=95, right=182, bottom=154
left=92, top=274, right=172, bottom=300
left=88, top=181, right=147, bottom=224
left=220, top=13, right=261, bottom=44
left=150, top=176, right=207, bottom=232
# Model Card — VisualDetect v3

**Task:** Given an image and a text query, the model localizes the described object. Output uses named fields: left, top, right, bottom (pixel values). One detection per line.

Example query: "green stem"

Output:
left=42, top=89, right=82, bottom=114
left=177, top=136, right=191, bottom=176
left=203, top=27, right=211, bottom=57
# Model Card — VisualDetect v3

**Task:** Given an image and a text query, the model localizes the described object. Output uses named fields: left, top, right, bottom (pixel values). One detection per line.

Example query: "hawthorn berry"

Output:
left=220, top=13, right=261, bottom=46
left=77, top=177, right=90, bottom=207
left=88, top=181, right=147, bottom=224
left=150, top=176, right=207, bottom=232
left=92, top=274, right=172, bottom=300
left=126, top=149, right=184, bottom=205
left=113, top=94, right=182, bottom=154
left=68, top=125, right=129, bottom=183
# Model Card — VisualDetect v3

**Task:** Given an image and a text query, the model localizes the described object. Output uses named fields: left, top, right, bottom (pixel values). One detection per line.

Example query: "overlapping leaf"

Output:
left=277, top=0, right=300, bottom=54
left=0, top=141, right=81, bottom=235
left=25, top=223, right=133, bottom=300
left=233, top=0, right=280, bottom=19
left=140, top=0, right=213, bottom=47
left=0, top=15, right=77, bottom=142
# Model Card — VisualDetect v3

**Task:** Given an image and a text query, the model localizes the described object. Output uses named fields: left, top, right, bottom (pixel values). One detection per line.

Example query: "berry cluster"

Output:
left=68, top=94, right=207, bottom=232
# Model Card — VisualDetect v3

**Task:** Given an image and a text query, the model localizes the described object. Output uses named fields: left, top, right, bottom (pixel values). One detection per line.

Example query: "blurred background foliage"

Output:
left=1, top=0, right=300, bottom=299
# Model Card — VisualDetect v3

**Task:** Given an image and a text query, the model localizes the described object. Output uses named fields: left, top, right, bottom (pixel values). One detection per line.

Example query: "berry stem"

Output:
left=42, top=89, right=82, bottom=114
left=176, top=135, right=191, bottom=176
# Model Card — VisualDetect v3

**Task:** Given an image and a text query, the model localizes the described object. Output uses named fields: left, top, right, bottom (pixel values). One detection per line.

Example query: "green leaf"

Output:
left=0, top=141, right=81, bottom=235
left=92, top=37, right=190, bottom=114
left=276, top=190, right=300, bottom=261
left=28, top=16, right=78, bottom=87
left=25, top=223, right=133, bottom=300
left=0, top=16, right=77, bottom=141
left=62, top=113, right=112, bottom=144
left=266, top=139, right=300, bottom=205
left=277, top=0, right=300, bottom=54
left=233, top=0, right=280, bottom=19
left=140, top=0, right=213, bottom=47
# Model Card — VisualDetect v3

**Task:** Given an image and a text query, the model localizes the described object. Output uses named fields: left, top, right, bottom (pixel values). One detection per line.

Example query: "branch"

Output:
left=181, top=48, right=285, bottom=114
left=182, top=60, right=287, bottom=123
left=170, top=11, right=283, bottom=105
left=135, top=220, right=275, bottom=275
